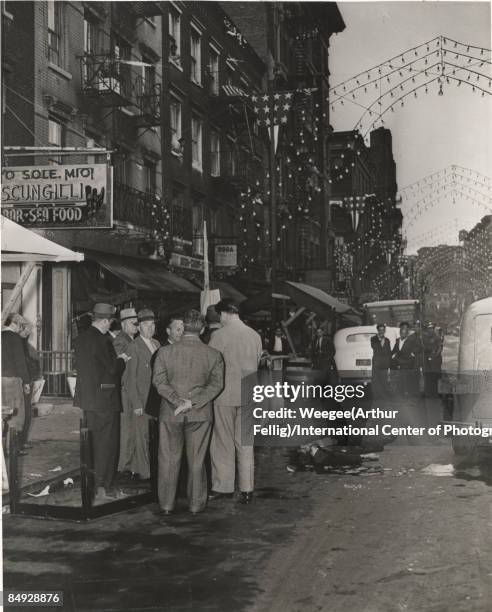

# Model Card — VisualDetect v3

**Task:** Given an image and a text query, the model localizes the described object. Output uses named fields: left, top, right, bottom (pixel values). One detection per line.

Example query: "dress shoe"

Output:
left=189, top=508, right=205, bottom=515
left=208, top=490, right=233, bottom=501
left=18, top=450, right=28, bottom=456
left=239, top=492, right=253, bottom=504
left=158, top=508, right=174, bottom=516
left=22, top=443, right=33, bottom=450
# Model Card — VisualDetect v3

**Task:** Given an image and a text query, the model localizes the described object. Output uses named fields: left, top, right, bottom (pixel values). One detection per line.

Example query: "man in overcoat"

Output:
left=153, top=309, right=224, bottom=514
left=113, top=308, right=138, bottom=475
left=122, top=309, right=160, bottom=480
left=74, top=303, right=128, bottom=503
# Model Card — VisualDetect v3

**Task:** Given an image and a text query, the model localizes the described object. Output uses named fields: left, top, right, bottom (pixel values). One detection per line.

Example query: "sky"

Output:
left=329, top=1, right=491, bottom=253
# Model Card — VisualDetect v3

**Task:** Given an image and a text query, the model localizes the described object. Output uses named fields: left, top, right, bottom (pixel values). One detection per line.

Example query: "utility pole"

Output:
left=269, top=77, right=277, bottom=321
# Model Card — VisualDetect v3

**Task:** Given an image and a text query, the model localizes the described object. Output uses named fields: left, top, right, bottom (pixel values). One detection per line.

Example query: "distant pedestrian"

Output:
left=311, top=326, right=338, bottom=384
left=209, top=299, right=262, bottom=504
left=153, top=309, right=224, bottom=514
left=74, top=303, right=129, bottom=503
left=122, top=309, right=160, bottom=481
left=114, top=308, right=139, bottom=476
left=18, top=318, right=40, bottom=450
left=391, top=322, right=421, bottom=397
left=422, top=322, right=442, bottom=397
left=370, top=324, right=392, bottom=399
left=268, top=326, right=289, bottom=370
left=1, top=313, right=30, bottom=448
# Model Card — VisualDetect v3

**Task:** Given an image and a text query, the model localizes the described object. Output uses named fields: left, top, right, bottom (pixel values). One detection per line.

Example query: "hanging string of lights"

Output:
left=330, top=35, right=491, bottom=137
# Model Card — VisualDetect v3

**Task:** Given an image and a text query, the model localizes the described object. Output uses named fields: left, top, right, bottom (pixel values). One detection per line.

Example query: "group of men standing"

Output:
left=371, top=321, right=443, bottom=399
left=74, top=298, right=262, bottom=513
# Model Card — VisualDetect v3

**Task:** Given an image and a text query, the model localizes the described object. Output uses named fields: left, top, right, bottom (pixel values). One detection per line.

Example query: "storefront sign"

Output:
left=215, top=244, right=237, bottom=267
left=1, top=164, right=113, bottom=229
left=169, top=252, right=204, bottom=272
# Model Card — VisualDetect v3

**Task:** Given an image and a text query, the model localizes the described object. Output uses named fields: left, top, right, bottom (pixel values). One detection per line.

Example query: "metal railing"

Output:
left=38, top=351, right=74, bottom=397
left=113, top=182, right=161, bottom=228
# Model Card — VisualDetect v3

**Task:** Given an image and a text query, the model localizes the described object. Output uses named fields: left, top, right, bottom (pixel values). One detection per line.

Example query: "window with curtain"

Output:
left=208, top=46, right=219, bottom=94
left=168, top=8, right=181, bottom=64
left=210, top=131, right=220, bottom=176
left=170, top=98, right=182, bottom=156
left=191, top=114, right=203, bottom=171
left=47, top=0, right=62, bottom=65
left=190, top=28, right=202, bottom=84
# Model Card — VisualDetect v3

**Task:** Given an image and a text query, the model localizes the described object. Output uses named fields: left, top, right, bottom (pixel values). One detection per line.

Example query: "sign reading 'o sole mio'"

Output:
left=1, top=164, right=113, bottom=229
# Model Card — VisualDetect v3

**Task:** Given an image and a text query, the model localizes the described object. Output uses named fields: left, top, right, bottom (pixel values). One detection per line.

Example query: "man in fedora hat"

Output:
left=122, top=309, right=160, bottom=481
left=114, top=307, right=138, bottom=356
left=209, top=298, right=262, bottom=504
left=74, top=303, right=129, bottom=503
left=114, top=307, right=139, bottom=476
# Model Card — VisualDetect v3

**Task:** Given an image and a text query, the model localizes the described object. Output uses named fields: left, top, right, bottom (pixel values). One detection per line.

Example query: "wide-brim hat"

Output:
left=93, top=303, right=116, bottom=319
left=120, top=307, right=137, bottom=322
left=137, top=308, right=156, bottom=322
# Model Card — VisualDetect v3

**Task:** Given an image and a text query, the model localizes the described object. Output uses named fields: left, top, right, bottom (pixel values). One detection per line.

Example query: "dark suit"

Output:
left=311, top=335, right=338, bottom=384
left=371, top=335, right=392, bottom=398
left=74, top=326, right=124, bottom=491
left=153, top=335, right=224, bottom=512
left=391, top=334, right=421, bottom=396
left=422, top=330, right=442, bottom=396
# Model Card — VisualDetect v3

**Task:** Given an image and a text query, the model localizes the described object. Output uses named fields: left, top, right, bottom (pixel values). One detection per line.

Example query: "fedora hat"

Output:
left=120, top=307, right=137, bottom=322
left=137, top=308, right=155, bottom=322
left=93, top=303, right=116, bottom=319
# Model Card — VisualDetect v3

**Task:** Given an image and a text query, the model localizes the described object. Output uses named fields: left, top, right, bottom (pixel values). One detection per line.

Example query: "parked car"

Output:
left=334, top=325, right=400, bottom=384
left=447, top=297, right=492, bottom=455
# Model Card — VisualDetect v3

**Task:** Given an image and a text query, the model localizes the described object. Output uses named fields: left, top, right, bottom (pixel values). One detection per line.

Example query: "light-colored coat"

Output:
left=209, top=318, right=262, bottom=406
left=123, top=335, right=160, bottom=412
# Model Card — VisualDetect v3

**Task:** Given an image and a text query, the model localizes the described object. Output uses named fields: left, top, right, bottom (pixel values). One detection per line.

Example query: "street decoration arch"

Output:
left=330, top=35, right=491, bottom=139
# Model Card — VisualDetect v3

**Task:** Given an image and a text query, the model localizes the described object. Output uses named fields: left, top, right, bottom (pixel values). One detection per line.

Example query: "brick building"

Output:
left=329, top=128, right=403, bottom=304
left=1, top=1, right=270, bottom=375
left=217, top=1, right=346, bottom=292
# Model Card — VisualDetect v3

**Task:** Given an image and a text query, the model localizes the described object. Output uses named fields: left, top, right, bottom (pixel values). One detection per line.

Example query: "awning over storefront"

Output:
left=210, top=281, right=247, bottom=304
left=282, top=281, right=360, bottom=318
left=1, top=217, right=84, bottom=262
left=85, top=250, right=199, bottom=294
left=239, top=286, right=291, bottom=315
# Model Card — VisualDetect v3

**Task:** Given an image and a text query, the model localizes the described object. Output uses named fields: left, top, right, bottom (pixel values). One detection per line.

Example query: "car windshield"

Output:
left=346, top=333, right=373, bottom=343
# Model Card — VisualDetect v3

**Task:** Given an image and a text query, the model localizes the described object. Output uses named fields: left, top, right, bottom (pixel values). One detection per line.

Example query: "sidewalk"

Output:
left=5, top=397, right=80, bottom=499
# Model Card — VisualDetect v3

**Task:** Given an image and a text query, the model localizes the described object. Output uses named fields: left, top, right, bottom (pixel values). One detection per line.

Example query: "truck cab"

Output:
left=448, top=297, right=492, bottom=455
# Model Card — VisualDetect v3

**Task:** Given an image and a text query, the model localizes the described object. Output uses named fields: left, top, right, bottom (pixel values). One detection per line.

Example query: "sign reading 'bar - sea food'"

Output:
left=1, top=164, right=113, bottom=229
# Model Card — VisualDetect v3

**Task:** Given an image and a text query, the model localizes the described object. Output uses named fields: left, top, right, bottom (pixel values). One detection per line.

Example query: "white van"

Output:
left=334, top=325, right=399, bottom=383
left=448, top=297, right=492, bottom=455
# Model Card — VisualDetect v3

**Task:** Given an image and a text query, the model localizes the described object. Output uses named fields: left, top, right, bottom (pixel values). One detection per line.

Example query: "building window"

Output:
left=143, top=159, right=157, bottom=194
left=170, top=98, right=182, bottom=157
left=113, top=37, right=132, bottom=97
left=168, top=8, right=181, bottom=65
left=192, top=202, right=204, bottom=256
left=190, top=28, right=201, bottom=84
left=191, top=114, right=202, bottom=171
left=48, top=118, right=63, bottom=165
left=47, top=0, right=61, bottom=65
left=210, top=131, right=220, bottom=177
left=226, top=141, right=236, bottom=176
left=83, top=16, right=97, bottom=55
left=208, top=46, right=219, bottom=94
